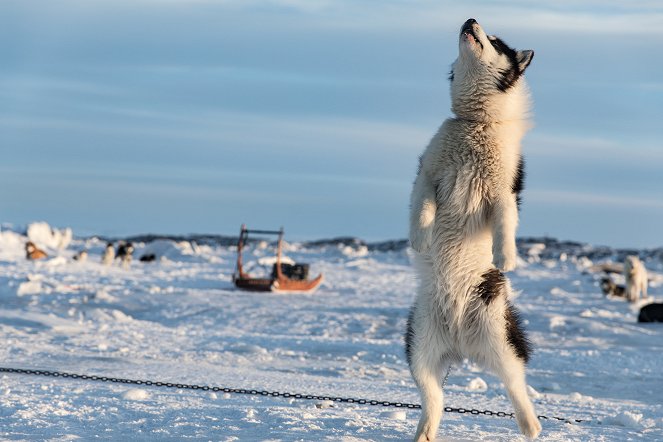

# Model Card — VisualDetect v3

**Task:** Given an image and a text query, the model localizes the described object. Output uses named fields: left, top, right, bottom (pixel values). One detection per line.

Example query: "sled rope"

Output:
left=0, top=366, right=586, bottom=424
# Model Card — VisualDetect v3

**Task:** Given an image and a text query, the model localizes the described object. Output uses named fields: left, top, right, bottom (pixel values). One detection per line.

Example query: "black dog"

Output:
left=638, top=303, right=663, bottom=323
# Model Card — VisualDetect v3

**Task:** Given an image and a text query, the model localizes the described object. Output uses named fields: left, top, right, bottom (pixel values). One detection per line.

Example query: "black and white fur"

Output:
left=407, top=19, right=540, bottom=440
left=599, top=276, right=626, bottom=298
left=116, top=242, right=134, bottom=269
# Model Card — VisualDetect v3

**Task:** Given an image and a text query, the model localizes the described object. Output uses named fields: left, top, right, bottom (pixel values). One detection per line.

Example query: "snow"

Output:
left=26, top=221, right=72, bottom=250
left=466, top=377, right=488, bottom=393
left=0, top=223, right=662, bottom=440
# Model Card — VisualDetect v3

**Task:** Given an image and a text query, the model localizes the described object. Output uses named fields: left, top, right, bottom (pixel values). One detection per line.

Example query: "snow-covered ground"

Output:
left=0, top=223, right=662, bottom=441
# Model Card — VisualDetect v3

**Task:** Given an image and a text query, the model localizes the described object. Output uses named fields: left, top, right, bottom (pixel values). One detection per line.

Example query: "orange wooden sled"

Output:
left=232, top=225, right=323, bottom=293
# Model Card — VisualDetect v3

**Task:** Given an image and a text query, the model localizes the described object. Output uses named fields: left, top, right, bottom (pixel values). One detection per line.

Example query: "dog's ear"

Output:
left=517, top=50, right=534, bottom=72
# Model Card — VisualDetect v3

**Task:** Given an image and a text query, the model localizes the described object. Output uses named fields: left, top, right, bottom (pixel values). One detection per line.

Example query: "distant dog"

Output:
left=624, top=256, right=647, bottom=303
left=25, top=241, right=48, bottom=260
left=638, top=303, right=663, bottom=323
left=73, top=250, right=88, bottom=262
left=139, top=253, right=157, bottom=263
left=407, top=19, right=539, bottom=441
left=101, top=242, right=115, bottom=266
left=599, top=277, right=626, bottom=298
left=116, top=242, right=134, bottom=269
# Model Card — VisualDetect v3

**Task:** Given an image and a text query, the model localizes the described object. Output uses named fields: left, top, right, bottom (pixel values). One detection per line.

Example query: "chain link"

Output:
left=0, top=367, right=585, bottom=423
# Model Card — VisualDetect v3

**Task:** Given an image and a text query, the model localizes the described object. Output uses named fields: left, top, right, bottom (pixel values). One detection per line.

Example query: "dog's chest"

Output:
left=451, top=124, right=519, bottom=197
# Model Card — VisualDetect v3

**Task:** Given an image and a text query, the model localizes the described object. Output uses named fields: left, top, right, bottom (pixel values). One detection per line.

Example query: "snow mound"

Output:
left=340, top=244, right=368, bottom=258
left=315, top=400, right=335, bottom=409
left=121, top=389, right=150, bottom=401
left=139, top=240, right=200, bottom=262
left=381, top=410, right=407, bottom=420
left=16, top=280, right=46, bottom=296
left=603, top=411, right=644, bottom=429
left=0, top=229, right=25, bottom=260
left=257, top=255, right=295, bottom=267
left=27, top=222, right=72, bottom=250
left=467, top=377, right=488, bottom=392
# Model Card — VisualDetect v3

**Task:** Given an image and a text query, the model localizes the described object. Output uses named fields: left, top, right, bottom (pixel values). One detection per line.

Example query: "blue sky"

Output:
left=1, top=1, right=662, bottom=247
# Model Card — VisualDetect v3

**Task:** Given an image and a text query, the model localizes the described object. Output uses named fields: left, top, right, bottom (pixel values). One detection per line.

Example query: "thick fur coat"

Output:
left=406, top=19, right=540, bottom=440
left=624, top=255, right=647, bottom=303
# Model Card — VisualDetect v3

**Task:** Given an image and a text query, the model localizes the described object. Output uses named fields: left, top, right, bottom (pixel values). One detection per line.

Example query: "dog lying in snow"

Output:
left=25, top=241, right=48, bottom=260
left=406, top=19, right=540, bottom=441
left=73, top=250, right=88, bottom=262
left=624, top=256, right=647, bottom=303
left=638, top=303, right=663, bottom=323
left=599, top=277, right=626, bottom=298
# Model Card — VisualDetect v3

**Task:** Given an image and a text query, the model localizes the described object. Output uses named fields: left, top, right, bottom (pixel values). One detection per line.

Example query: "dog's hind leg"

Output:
left=487, top=304, right=541, bottom=439
left=408, top=311, right=451, bottom=442
left=411, top=354, right=449, bottom=442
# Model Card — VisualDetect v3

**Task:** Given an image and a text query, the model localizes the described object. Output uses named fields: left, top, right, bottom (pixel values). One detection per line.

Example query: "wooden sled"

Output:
left=232, top=225, right=323, bottom=293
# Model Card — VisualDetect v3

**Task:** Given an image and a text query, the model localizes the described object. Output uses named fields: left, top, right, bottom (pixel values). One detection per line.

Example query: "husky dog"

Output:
left=638, top=303, right=663, bottom=323
left=624, top=256, right=647, bottom=303
left=599, top=276, right=626, bottom=298
left=406, top=19, right=540, bottom=440
left=101, top=242, right=115, bottom=266
left=116, top=242, right=134, bottom=269
left=73, top=250, right=88, bottom=263
left=25, top=241, right=48, bottom=260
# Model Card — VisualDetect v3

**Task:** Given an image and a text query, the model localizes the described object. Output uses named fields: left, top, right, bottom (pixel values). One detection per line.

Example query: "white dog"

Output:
left=406, top=19, right=540, bottom=440
left=101, top=242, right=115, bottom=266
left=624, top=256, right=647, bottom=303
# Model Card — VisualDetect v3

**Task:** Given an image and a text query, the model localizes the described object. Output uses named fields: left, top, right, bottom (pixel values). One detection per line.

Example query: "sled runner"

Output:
left=232, top=225, right=323, bottom=293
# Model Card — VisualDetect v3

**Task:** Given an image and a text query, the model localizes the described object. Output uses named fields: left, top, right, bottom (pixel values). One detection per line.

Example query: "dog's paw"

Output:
left=494, top=250, right=517, bottom=272
left=516, top=413, right=542, bottom=440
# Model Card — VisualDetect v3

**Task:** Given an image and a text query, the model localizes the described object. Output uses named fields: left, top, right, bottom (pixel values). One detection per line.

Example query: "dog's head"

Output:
left=25, top=241, right=36, bottom=253
left=624, top=255, right=641, bottom=274
left=450, top=19, right=534, bottom=120
left=599, top=277, right=615, bottom=295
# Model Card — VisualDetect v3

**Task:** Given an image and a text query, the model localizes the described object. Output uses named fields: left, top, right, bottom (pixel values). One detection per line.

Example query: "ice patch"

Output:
left=122, top=389, right=150, bottom=401
left=227, top=343, right=268, bottom=355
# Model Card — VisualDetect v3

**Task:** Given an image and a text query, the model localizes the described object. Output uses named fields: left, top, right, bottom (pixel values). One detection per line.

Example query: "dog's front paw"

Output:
left=494, top=250, right=517, bottom=272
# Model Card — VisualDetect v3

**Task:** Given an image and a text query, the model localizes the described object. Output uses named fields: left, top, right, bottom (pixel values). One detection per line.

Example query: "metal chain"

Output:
left=441, top=364, right=453, bottom=390
left=0, top=367, right=585, bottom=423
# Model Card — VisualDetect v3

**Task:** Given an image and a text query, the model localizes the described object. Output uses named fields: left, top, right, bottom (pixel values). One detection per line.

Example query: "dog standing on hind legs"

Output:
left=406, top=19, right=541, bottom=440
